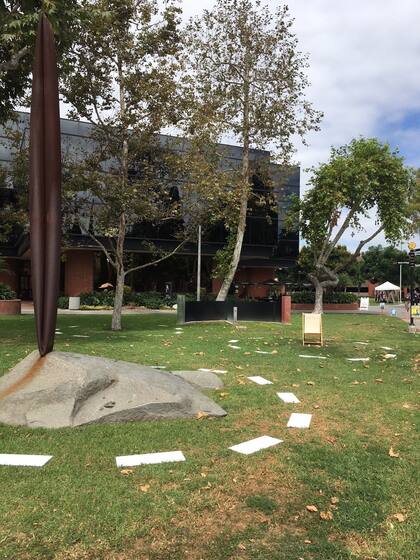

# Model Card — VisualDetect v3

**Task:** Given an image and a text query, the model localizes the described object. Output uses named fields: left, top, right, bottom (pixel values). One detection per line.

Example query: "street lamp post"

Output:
left=408, top=242, right=416, bottom=328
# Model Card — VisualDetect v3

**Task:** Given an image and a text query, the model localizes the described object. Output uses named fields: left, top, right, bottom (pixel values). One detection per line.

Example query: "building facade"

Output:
left=0, top=113, right=300, bottom=300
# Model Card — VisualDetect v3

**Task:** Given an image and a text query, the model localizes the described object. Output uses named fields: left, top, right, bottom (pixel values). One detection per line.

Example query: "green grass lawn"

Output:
left=0, top=313, right=418, bottom=560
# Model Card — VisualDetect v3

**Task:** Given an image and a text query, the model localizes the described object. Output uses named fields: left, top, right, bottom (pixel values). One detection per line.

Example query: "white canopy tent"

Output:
left=374, top=281, right=401, bottom=291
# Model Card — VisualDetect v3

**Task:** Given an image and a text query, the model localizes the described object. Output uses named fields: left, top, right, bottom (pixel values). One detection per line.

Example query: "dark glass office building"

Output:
left=0, top=113, right=299, bottom=299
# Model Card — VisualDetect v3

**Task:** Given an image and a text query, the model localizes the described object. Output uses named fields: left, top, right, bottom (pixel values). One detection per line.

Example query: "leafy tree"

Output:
left=0, top=0, right=79, bottom=123
left=61, top=0, right=202, bottom=331
left=290, top=138, right=416, bottom=313
left=361, top=244, right=419, bottom=287
left=185, top=0, right=321, bottom=301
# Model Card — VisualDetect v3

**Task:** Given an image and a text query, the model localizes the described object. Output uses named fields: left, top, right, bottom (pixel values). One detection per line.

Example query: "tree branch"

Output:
left=334, top=224, right=385, bottom=273
left=124, top=239, right=187, bottom=277
left=322, top=208, right=356, bottom=261
left=81, top=227, right=117, bottom=269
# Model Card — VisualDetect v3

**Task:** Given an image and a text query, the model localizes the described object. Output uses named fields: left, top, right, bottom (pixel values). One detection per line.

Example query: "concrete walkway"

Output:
left=293, top=303, right=419, bottom=331
left=20, top=301, right=419, bottom=330
left=21, top=302, right=175, bottom=316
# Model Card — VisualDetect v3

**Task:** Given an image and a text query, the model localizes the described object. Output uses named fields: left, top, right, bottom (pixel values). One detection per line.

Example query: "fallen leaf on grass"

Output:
left=139, top=484, right=150, bottom=493
left=120, top=469, right=134, bottom=476
left=304, top=539, right=312, bottom=544
left=375, top=378, right=384, bottom=383
left=196, top=411, right=209, bottom=420
left=306, top=381, right=315, bottom=386
left=320, top=511, right=333, bottom=520
left=306, top=505, right=318, bottom=513
left=391, top=513, right=406, bottom=523
left=330, top=496, right=339, bottom=505
left=219, top=392, right=229, bottom=398
left=388, top=447, right=400, bottom=458
left=402, top=403, right=411, bottom=409
left=194, top=351, right=205, bottom=356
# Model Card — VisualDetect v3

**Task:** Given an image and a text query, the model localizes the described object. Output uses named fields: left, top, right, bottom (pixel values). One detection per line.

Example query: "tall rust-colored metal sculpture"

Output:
left=29, top=14, right=61, bottom=356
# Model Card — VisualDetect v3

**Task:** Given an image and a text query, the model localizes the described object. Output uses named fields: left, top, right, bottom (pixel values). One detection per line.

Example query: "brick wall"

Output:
left=64, top=250, right=95, bottom=296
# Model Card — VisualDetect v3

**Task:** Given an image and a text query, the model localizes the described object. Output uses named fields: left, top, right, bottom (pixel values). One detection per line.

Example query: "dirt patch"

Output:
left=110, top=454, right=303, bottom=560
left=345, top=531, right=388, bottom=560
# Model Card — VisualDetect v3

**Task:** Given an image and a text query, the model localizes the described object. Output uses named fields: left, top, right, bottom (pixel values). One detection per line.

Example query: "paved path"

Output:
left=20, top=301, right=419, bottom=330
left=21, top=302, right=175, bottom=316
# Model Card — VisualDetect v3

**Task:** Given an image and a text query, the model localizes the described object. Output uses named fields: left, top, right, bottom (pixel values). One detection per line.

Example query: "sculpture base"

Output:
left=0, top=351, right=226, bottom=428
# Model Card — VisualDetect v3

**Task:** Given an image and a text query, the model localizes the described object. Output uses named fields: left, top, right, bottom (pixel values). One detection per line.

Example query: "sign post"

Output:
left=408, top=242, right=416, bottom=329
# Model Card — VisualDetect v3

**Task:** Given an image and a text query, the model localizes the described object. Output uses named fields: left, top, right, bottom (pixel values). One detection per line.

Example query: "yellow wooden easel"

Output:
left=302, top=313, right=323, bottom=346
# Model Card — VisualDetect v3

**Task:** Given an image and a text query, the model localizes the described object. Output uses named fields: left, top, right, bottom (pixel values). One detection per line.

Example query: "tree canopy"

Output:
left=0, top=0, right=79, bottom=123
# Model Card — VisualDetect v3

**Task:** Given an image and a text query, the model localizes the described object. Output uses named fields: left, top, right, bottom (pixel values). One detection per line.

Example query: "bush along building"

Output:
left=0, top=113, right=299, bottom=301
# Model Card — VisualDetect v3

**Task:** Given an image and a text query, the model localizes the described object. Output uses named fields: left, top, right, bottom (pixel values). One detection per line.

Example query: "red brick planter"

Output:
left=292, top=303, right=359, bottom=311
left=0, top=299, right=22, bottom=315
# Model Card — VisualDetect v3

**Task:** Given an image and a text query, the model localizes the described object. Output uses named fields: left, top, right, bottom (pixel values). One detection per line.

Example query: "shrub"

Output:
left=291, top=291, right=358, bottom=304
left=123, top=285, right=134, bottom=305
left=132, top=291, right=167, bottom=309
left=79, top=290, right=115, bottom=307
left=0, top=283, right=16, bottom=300
left=57, top=296, right=69, bottom=309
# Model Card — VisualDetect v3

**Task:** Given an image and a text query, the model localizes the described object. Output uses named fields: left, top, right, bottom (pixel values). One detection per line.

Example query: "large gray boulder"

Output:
left=0, top=351, right=227, bottom=429
left=171, top=370, right=224, bottom=390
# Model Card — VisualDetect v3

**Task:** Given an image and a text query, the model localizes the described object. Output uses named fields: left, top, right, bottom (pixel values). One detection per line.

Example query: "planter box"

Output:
left=0, top=299, right=22, bottom=315
left=178, top=296, right=285, bottom=323
left=69, top=296, right=81, bottom=310
left=292, top=303, right=359, bottom=311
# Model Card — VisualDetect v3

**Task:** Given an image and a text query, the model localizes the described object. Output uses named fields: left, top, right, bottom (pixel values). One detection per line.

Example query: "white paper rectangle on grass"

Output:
left=72, top=334, right=89, bottom=338
left=255, top=350, right=270, bottom=355
left=229, top=435, right=283, bottom=455
left=299, top=355, right=327, bottom=360
left=346, top=357, right=370, bottom=362
left=287, top=413, right=312, bottom=428
left=380, top=346, right=393, bottom=350
left=0, top=454, right=52, bottom=467
left=247, top=376, right=273, bottom=385
left=228, top=339, right=239, bottom=343
left=354, top=341, right=368, bottom=345
left=277, top=392, right=300, bottom=404
left=228, top=345, right=241, bottom=349
left=383, top=353, right=396, bottom=359
left=116, top=451, right=186, bottom=468
left=151, top=365, right=167, bottom=369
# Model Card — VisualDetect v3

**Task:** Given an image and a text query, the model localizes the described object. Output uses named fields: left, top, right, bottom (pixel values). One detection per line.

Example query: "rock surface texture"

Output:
left=0, top=351, right=227, bottom=428
left=171, top=370, right=224, bottom=389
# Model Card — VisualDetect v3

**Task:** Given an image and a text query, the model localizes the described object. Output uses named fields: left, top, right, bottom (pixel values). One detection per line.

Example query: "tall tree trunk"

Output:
left=111, top=57, right=128, bottom=331
left=216, top=75, right=250, bottom=301
left=216, top=189, right=248, bottom=301
left=111, top=212, right=126, bottom=331
left=313, top=279, right=324, bottom=314
left=112, top=268, right=125, bottom=330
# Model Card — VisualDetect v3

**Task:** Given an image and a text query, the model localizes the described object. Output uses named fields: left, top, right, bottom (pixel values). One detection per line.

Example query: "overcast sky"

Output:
left=180, top=0, right=420, bottom=250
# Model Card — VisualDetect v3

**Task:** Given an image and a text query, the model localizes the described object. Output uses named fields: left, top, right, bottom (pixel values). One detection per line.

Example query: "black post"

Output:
left=408, top=248, right=416, bottom=326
